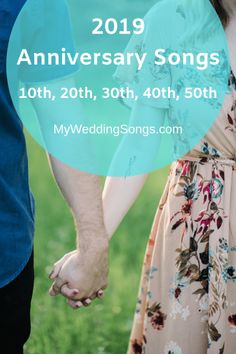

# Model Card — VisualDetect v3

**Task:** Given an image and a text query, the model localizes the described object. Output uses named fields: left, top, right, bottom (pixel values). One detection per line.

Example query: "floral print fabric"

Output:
left=127, top=73, right=236, bottom=354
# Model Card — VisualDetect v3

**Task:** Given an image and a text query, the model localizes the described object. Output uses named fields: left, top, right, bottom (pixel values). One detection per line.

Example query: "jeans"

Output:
left=0, top=252, right=34, bottom=354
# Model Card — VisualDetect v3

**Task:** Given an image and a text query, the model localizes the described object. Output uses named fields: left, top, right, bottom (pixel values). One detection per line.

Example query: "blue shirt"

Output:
left=0, top=0, right=34, bottom=288
left=0, top=0, right=77, bottom=287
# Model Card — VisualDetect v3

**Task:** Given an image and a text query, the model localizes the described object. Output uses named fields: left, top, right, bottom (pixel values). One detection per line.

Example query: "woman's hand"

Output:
left=48, top=241, right=109, bottom=309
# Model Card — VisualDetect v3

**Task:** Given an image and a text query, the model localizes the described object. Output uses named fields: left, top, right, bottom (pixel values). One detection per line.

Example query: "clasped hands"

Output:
left=48, top=236, right=109, bottom=310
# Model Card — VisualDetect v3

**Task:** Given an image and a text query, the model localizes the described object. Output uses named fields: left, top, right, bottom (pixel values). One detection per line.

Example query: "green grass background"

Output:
left=24, top=133, right=169, bottom=354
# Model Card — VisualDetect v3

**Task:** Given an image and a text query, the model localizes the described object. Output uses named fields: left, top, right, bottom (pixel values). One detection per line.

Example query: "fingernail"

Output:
left=85, top=299, right=91, bottom=305
left=48, top=271, right=54, bottom=279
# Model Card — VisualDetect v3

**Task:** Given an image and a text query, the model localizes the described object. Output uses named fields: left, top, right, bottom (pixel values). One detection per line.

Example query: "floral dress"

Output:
left=128, top=70, right=236, bottom=354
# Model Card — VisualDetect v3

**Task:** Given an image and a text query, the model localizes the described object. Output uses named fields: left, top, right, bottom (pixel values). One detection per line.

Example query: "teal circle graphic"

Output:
left=7, top=0, right=229, bottom=176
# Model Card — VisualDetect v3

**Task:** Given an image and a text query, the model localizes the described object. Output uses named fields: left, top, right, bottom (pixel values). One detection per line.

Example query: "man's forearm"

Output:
left=49, top=156, right=108, bottom=253
left=31, top=77, right=108, bottom=253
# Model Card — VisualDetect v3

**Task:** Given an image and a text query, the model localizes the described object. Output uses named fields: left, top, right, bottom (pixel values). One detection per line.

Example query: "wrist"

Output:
left=77, top=229, right=109, bottom=254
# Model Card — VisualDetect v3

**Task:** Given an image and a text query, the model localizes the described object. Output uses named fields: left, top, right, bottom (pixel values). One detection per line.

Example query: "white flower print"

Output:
left=170, top=301, right=182, bottom=319
left=230, top=326, right=236, bottom=334
left=164, top=341, right=182, bottom=354
left=201, top=314, right=208, bottom=323
left=170, top=301, right=190, bottom=320
left=198, top=294, right=208, bottom=312
left=181, top=305, right=190, bottom=320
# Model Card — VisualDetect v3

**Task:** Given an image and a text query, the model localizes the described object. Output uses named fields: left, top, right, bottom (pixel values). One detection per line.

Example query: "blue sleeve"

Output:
left=18, top=0, right=79, bottom=83
left=114, top=1, right=173, bottom=110
left=0, top=0, right=27, bottom=74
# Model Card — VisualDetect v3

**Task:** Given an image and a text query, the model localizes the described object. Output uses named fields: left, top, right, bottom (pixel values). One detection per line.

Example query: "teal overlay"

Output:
left=7, top=0, right=229, bottom=176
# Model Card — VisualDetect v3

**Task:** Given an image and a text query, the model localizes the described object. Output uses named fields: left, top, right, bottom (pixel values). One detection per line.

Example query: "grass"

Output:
left=24, top=133, right=169, bottom=354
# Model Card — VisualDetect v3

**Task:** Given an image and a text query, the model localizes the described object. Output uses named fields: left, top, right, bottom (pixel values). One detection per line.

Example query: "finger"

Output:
left=49, top=262, right=66, bottom=280
left=60, top=284, right=79, bottom=299
left=83, top=298, right=92, bottom=307
left=67, top=299, right=84, bottom=310
left=49, top=252, right=74, bottom=280
left=96, top=289, right=104, bottom=299
left=49, top=278, right=66, bottom=296
left=49, top=283, right=60, bottom=296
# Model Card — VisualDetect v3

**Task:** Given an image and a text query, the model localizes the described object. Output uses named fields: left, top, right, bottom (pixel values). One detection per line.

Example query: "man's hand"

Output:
left=48, top=241, right=109, bottom=309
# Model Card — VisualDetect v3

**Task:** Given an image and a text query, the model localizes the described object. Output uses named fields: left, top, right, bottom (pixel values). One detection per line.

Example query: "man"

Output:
left=0, top=1, right=108, bottom=353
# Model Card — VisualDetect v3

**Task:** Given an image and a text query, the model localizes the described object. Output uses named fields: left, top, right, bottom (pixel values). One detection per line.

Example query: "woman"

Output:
left=102, top=1, right=236, bottom=353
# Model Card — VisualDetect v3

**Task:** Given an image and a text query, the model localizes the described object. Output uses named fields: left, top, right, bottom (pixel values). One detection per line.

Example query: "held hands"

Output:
left=48, top=241, right=109, bottom=309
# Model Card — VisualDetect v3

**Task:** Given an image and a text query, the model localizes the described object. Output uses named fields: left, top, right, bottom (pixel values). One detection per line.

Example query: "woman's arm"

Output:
left=103, top=102, right=166, bottom=238
left=103, top=174, right=148, bottom=237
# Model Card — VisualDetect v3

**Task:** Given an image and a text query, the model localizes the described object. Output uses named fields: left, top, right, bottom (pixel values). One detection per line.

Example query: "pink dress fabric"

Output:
left=128, top=71, right=236, bottom=354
